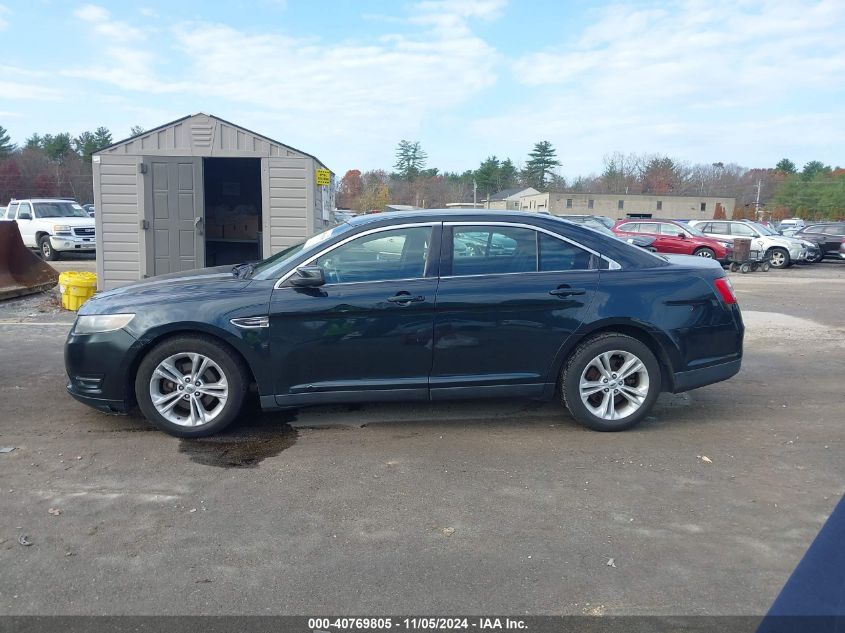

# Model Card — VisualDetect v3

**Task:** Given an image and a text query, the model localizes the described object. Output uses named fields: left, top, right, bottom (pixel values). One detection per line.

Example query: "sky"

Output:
left=1, top=0, right=844, bottom=178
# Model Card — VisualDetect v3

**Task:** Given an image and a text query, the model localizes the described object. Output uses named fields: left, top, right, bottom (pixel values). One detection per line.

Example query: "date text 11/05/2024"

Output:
left=309, top=617, right=527, bottom=630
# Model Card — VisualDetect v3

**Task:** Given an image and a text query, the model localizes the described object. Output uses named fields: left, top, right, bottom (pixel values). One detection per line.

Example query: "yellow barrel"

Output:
left=58, top=271, right=97, bottom=311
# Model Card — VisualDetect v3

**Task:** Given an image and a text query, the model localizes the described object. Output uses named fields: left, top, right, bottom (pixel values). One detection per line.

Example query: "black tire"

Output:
left=135, top=335, right=248, bottom=437
left=729, top=262, right=739, bottom=273
left=693, top=247, right=716, bottom=259
left=39, top=235, right=60, bottom=261
left=561, top=333, right=662, bottom=432
left=740, top=263, right=751, bottom=273
left=761, top=262, right=771, bottom=272
left=768, top=247, right=790, bottom=269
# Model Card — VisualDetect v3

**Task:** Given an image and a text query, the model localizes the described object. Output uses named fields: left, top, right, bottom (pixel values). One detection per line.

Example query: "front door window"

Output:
left=315, top=226, right=432, bottom=284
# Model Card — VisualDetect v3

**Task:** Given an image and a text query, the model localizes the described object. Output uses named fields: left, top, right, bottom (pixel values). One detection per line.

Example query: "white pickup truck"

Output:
left=5, top=198, right=96, bottom=260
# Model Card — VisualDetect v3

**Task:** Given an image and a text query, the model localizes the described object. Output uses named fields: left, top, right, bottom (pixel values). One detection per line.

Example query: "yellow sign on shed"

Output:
left=315, top=168, right=331, bottom=186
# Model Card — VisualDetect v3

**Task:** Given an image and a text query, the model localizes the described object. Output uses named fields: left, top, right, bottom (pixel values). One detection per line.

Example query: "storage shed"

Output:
left=92, top=113, right=333, bottom=290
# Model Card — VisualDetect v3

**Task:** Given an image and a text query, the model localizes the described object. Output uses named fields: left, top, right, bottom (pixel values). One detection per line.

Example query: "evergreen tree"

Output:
left=775, top=158, right=796, bottom=174
left=524, top=141, right=561, bottom=190
left=0, top=125, right=16, bottom=157
left=393, top=140, right=427, bottom=180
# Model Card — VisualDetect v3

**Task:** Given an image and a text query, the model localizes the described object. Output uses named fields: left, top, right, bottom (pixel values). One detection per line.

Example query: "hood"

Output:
left=79, top=265, right=252, bottom=315
left=44, top=216, right=94, bottom=227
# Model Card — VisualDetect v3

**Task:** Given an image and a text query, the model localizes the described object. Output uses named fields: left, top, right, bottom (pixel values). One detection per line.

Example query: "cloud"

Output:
left=73, top=3, right=146, bottom=41
left=0, top=4, right=10, bottom=31
left=66, top=0, right=503, bottom=142
left=483, top=0, right=845, bottom=173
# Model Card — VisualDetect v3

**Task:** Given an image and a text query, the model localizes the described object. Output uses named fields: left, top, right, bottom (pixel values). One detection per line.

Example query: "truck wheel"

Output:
left=561, top=333, right=661, bottom=432
left=39, top=235, right=60, bottom=261
left=135, top=335, right=248, bottom=437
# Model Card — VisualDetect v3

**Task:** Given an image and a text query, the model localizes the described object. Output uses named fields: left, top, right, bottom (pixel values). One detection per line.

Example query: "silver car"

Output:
left=689, top=220, right=809, bottom=268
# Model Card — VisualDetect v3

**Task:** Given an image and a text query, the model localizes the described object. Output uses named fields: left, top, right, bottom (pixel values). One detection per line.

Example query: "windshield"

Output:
left=750, top=222, right=777, bottom=236
left=34, top=202, right=89, bottom=218
left=251, top=222, right=355, bottom=277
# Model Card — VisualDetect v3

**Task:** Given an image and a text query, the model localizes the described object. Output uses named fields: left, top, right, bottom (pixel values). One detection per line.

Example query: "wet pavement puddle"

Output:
left=178, top=410, right=299, bottom=468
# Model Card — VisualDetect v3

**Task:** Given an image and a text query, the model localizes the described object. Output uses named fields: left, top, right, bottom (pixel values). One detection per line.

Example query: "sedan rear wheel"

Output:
left=135, top=335, right=247, bottom=437
left=561, top=333, right=661, bottom=431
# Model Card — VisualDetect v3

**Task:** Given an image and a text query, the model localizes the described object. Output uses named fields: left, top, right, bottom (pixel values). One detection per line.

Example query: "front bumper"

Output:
left=788, top=246, right=808, bottom=261
left=50, top=234, right=96, bottom=252
left=65, top=327, right=138, bottom=413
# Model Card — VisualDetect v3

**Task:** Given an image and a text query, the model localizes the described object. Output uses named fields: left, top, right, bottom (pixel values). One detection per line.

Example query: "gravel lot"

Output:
left=0, top=260, right=843, bottom=615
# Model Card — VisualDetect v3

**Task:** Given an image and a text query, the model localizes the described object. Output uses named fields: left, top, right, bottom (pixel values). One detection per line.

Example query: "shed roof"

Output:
left=95, top=112, right=330, bottom=170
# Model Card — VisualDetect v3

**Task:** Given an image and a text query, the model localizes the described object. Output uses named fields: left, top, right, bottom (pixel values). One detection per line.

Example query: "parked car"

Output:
left=65, top=211, right=744, bottom=437
left=791, top=222, right=845, bottom=260
left=564, top=216, right=657, bottom=251
left=82, top=204, right=96, bottom=217
left=558, top=214, right=614, bottom=229
left=689, top=220, right=813, bottom=268
left=778, top=218, right=806, bottom=233
left=5, top=198, right=96, bottom=260
left=612, top=219, right=732, bottom=262
left=0, top=206, right=6, bottom=218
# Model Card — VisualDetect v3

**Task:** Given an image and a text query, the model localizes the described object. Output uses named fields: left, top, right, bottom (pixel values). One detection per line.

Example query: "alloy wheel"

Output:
left=770, top=250, right=786, bottom=267
left=149, top=352, right=229, bottom=427
left=579, top=350, right=650, bottom=420
left=696, top=249, right=714, bottom=258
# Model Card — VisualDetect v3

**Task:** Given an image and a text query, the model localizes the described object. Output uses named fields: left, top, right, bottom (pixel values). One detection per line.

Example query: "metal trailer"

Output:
left=728, top=237, right=771, bottom=273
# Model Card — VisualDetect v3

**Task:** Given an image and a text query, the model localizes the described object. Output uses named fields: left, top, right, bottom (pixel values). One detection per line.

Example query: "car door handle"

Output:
left=387, top=294, right=425, bottom=304
left=549, top=286, right=586, bottom=297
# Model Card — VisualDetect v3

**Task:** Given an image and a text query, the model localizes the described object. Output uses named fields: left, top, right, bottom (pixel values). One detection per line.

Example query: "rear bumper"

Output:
left=672, top=358, right=742, bottom=393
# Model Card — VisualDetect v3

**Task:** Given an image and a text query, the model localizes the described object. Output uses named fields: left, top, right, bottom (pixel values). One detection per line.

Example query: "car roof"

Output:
left=346, top=209, right=599, bottom=227
left=11, top=198, right=77, bottom=203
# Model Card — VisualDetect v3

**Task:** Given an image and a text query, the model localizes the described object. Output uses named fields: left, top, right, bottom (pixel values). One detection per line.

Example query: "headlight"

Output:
left=718, top=241, right=732, bottom=247
left=73, top=314, right=135, bottom=335
left=53, top=224, right=72, bottom=234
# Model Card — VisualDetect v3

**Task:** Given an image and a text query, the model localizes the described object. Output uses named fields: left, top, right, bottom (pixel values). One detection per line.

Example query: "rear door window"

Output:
left=538, top=234, right=593, bottom=271
left=452, top=226, right=537, bottom=276
left=708, top=222, right=729, bottom=234
left=617, top=222, right=639, bottom=232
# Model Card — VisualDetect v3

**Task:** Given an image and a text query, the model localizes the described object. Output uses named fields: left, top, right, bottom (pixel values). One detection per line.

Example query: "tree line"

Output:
left=2, top=123, right=841, bottom=219
left=337, top=141, right=844, bottom=220
left=0, top=124, right=143, bottom=205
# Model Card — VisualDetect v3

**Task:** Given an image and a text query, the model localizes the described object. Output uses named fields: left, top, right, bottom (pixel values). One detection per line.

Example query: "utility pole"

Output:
left=754, top=179, right=762, bottom=219
left=473, top=179, right=477, bottom=208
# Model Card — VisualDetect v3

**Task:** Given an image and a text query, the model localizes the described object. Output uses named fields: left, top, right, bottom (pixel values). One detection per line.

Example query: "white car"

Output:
left=5, top=198, right=96, bottom=260
left=689, top=220, right=808, bottom=268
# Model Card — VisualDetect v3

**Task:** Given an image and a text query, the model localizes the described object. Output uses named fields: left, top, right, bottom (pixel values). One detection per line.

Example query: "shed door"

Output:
left=145, top=157, right=204, bottom=275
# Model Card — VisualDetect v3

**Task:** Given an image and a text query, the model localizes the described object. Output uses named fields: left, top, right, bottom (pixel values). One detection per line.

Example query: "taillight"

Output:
left=714, top=277, right=737, bottom=304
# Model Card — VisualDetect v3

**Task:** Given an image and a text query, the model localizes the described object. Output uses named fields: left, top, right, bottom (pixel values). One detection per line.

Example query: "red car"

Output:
left=612, top=219, right=732, bottom=261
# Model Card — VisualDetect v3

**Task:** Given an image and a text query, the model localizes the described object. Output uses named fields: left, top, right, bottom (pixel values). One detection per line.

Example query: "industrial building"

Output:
left=517, top=192, right=735, bottom=221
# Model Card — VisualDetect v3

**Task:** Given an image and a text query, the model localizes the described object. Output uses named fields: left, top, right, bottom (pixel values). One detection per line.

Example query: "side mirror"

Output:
left=677, top=232, right=686, bottom=239
left=18, top=213, right=31, bottom=221
left=290, top=265, right=325, bottom=287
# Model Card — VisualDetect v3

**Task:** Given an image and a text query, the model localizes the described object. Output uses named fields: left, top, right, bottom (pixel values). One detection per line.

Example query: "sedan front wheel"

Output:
left=561, top=333, right=662, bottom=431
left=135, top=335, right=248, bottom=437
